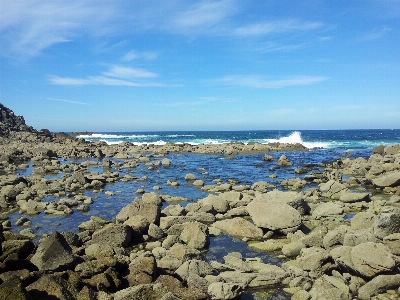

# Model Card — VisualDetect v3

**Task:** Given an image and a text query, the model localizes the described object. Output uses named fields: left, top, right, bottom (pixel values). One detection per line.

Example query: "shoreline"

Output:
left=0, top=129, right=400, bottom=299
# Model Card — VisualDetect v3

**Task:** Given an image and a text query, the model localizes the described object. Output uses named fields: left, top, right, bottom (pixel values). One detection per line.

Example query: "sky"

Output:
left=0, top=0, right=400, bottom=132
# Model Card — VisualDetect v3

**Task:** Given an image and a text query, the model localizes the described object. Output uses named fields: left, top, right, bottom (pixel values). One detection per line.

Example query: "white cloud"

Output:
left=0, top=0, right=117, bottom=57
left=102, top=65, right=157, bottom=79
left=358, top=26, right=392, bottom=42
left=234, top=19, right=323, bottom=36
left=255, top=42, right=308, bottom=53
left=121, top=50, right=158, bottom=62
left=217, top=75, right=329, bottom=88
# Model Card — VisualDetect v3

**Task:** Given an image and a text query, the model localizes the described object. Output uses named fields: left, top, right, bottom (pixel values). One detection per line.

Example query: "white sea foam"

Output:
left=265, top=131, right=331, bottom=149
left=77, top=133, right=159, bottom=139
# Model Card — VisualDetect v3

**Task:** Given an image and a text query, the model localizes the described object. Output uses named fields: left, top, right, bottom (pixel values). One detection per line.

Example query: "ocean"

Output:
left=76, top=129, right=400, bottom=151
left=10, top=129, right=400, bottom=299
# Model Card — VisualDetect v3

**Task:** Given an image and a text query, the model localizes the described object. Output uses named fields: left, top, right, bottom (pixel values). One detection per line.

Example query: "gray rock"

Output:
left=282, top=241, right=306, bottom=257
left=187, top=273, right=209, bottom=293
left=90, top=224, right=131, bottom=248
left=319, top=180, right=348, bottom=199
left=185, top=173, right=196, bottom=180
left=207, top=282, right=243, bottom=300
left=0, top=276, right=31, bottom=300
left=373, top=206, right=400, bottom=239
left=358, top=274, right=400, bottom=300
left=116, top=199, right=161, bottom=224
left=372, top=171, right=400, bottom=187
left=148, top=223, right=164, bottom=240
left=383, top=233, right=400, bottom=255
left=249, top=264, right=287, bottom=287
left=247, top=199, right=301, bottom=234
left=309, top=275, right=351, bottom=300
left=350, top=212, right=375, bottom=229
left=162, top=204, right=185, bottom=216
left=30, top=231, right=76, bottom=272
left=213, top=217, right=263, bottom=239
left=350, top=242, right=395, bottom=277
left=198, top=195, right=229, bottom=213
left=312, top=202, right=344, bottom=219
left=175, top=259, right=214, bottom=281
left=277, top=155, right=292, bottom=167
left=255, top=190, right=309, bottom=215
left=179, top=221, right=209, bottom=249
left=339, top=192, right=370, bottom=203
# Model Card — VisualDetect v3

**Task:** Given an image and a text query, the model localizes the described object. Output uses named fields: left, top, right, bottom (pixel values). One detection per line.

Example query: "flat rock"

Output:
left=358, top=274, right=400, bottom=300
left=208, top=282, right=243, bottom=300
left=339, top=192, right=369, bottom=203
left=312, top=202, right=344, bottom=219
left=372, top=171, right=400, bottom=187
left=247, top=199, right=301, bottom=234
left=90, top=223, right=131, bottom=248
left=213, top=217, right=263, bottom=239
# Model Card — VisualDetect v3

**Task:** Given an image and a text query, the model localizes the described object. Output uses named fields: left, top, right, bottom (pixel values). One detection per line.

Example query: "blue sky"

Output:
left=1, top=0, right=399, bottom=132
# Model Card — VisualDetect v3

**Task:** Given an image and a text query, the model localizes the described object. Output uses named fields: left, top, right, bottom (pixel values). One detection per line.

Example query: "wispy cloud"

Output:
left=358, top=26, right=391, bottom=42
left=234, top=19, right=323, bottom=36
left=0, top=0, right=117, bottom=57
left=47, top=97, right=90, bottom=105
left=121, top=50, right=158, bottom=62
left=102, top=65, right=157, bottom=79
left=216, top=75, right=329, bottom=88
left=255, top=42, right=308, bottom=53
left=48, top=64, right=165, bottom=86
left=165, top=96, right=236, bottom=107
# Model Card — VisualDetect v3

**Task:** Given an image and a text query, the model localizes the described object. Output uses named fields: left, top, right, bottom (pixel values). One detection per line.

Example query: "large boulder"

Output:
left=331, top=242, right=396, bottom=278
left=175, top=259, right=214, bottom=281
left=255, top=190, right=309, bottom=215
left=198, top=195, right=229, bottom=214
left=116, top=199, right=161, bottom=224
left=247, top=199, right=301, bottom=234
left=0, top=276, right=31, bottom=300
left=213, top=217, right=263, bottom=239
left=372, top=171, right=400, bottom=187
left=30, top=231, right=76, bottom=272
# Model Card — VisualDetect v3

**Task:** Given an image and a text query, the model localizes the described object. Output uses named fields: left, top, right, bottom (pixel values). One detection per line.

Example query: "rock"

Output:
left=249, top=264, right=287, bottom=286
left=75, top=257, right=117, bottom=278
left=247, top=199, right=301, bottom=234
left=312, top=202, right=344, bottom=219
left=162, top=204, right=185, bottom=216
left=179, top=221, right=209, bottom=249
left=255, top=190, right=310, bottom=215
left=208, top=282, right=243, bottom=300
left=277, top=155, right=292, bottom=167
left=113, top=284, right=166, bottom=300
left=263, top=154, right=275, bottom=161
left=248, top=240, right=284, bottom=252
left=0, top=276, right=31, bottom=300
left=373, top=207, right=400, bottom=239
left=26, top=274, right=78, bottom=300
left=125, top=255, right=156, bottom=285
left=193, top=180, right=204, bottom=187
left=90, top=224, right=131, bottom=248
left=339, top=192, right=370, bottom=203
left=30, top=231, right=76, bottom=272
left=358, top=274, right=400, bottom=300
left=116, top=199, right=161, bottom=224
left=350, top=242, right=395, bottom=277
left=223, top=253, right=251, bottom=272
left=384, top=144, right=400, bottom=155
left=123, top=215, right=149, bottom=237
left=185, top=173, right=196, bottom=180
left=383, top=233, right=400, bottom=255
left=319, top=180, right=348, bottom=199
left=162, top=158, right=171, bottom=166
left=373, top=171, right=400, bottom=187
left=309, top=275, right=351, bottom=300
left=175, top=259, right=214, bottom=281
left=198, top=195, right=229, bottom=214
left=251, top=181, right=271, bottom=192
left=350, top=212, right=375, bottom=229
left=282, top=241, right=306, bottom=257
left=187, top=274, right=209, bottom=293
left=297, top=247, right=332, bottom=276
left=213, top=217, right=263, bottom=239
left=148, top=223, right=164, bottom=240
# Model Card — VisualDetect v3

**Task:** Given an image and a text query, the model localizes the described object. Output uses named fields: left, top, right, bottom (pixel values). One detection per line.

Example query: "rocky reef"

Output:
left=0, top=103, right=399, bottom=300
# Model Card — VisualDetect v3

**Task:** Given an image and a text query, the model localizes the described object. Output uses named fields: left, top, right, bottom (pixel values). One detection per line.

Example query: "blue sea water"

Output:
left=9, top=129, right=400, bottom=299
left=77, top=129, right=400, bottom=151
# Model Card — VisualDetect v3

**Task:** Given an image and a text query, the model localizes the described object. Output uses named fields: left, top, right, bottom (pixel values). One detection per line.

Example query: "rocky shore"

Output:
left=0, top=104, right=400, bottom=300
